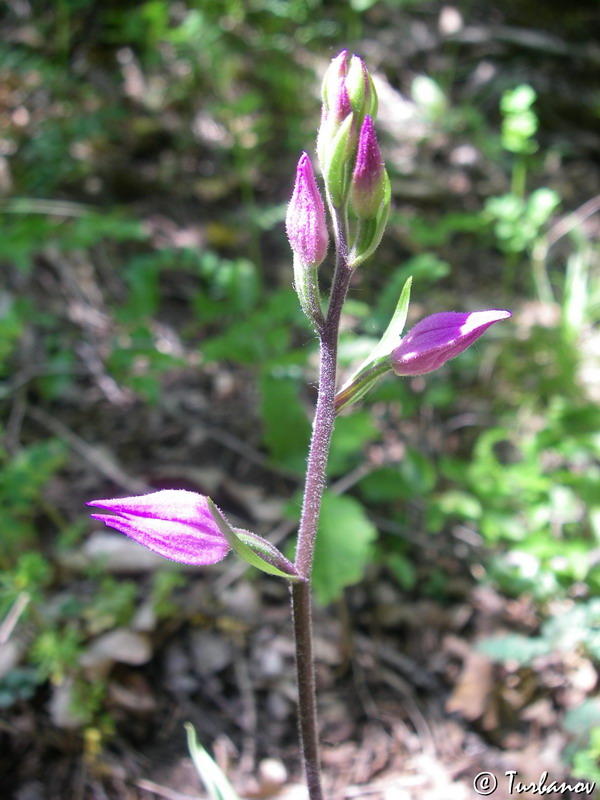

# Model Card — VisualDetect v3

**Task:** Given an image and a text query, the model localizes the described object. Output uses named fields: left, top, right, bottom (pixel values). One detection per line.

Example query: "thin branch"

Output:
left=27, top=405, right=150, bottom=494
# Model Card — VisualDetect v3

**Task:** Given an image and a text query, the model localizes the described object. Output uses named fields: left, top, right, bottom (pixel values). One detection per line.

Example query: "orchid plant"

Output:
left=88, top=50, right=510, bottom=800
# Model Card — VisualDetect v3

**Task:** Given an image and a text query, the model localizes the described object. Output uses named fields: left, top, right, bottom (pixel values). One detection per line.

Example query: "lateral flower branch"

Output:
left=88, top=49, right=511, bottom=800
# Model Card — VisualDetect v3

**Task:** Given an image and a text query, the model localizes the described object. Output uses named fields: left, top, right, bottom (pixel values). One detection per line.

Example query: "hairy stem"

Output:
left=292, top=214, right=351, bottom=799
left=291, top=580, right=323, bottom=800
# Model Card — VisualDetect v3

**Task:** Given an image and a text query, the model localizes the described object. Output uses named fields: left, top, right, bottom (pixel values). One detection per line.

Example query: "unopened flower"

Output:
left=350, top=116, right=388, bottom=219
left=286, top=151, right=328, bottom=269
left=318, top=49, right=378, bottom=206
left=321, top=50, right=377, bottom=128
left=390, top=309, right=511, bottom=376
left=87, top=490, right=231, bottom=566
left=321, top=50, right=353, bottom=124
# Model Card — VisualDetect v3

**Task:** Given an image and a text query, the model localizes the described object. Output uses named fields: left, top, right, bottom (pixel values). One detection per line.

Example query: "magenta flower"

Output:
left=350, top=115, right=387, bottom=219
left=87, top=490, right=231, bottom=566
left=286, top=151, right=328, bottom=268
left=390, top=309, right=511, bottom=376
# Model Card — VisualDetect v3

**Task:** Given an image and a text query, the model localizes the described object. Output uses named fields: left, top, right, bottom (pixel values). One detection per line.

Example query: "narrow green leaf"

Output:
left=207, top=499, right=299, bottom=581
left=335, top=278, right=412, bottom=411
left=369, top=275, right=413, bottom=362
left=185, top=723, right=241, bottom=800
left=336, top=276, right=412, bottom=411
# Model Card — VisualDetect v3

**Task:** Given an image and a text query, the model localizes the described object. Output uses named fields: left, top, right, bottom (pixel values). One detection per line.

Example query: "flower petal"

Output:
left=390, top=309, right=511, bottom=376
left=87, top=490, right=231, bottom=566
left=87, top=489, right=220, bottom=529
left=89, top=512, right=230, bottom=565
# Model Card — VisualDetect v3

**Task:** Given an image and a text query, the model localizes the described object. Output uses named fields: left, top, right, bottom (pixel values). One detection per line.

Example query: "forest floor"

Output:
left=2, top=2, right=600, bottom=799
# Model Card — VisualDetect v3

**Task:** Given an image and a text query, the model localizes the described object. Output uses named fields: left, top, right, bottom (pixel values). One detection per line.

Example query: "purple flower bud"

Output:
left=87, top=490, right=231, bottom=565
left=286, top=152, right=328, bottom=268
left=321, top=50, right=376, bottom=123
left=390, top=309, right=511, bottom=376
left=318, top=50, right=378, bottom=206
left=322, top=50, right=351, bottom=120
left=350, top=116, right=387, bottom=219
left=334, top=82, right=352, bottom=122
left=328, top=58, right=352, bottom=123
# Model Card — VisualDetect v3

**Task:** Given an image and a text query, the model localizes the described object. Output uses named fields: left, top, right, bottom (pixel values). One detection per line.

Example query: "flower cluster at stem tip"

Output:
left=88, top=50, right=511, bottom=577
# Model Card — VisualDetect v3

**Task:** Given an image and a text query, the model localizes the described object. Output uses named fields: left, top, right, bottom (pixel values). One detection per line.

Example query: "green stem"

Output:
left=334, top=357, right=391, bottom=414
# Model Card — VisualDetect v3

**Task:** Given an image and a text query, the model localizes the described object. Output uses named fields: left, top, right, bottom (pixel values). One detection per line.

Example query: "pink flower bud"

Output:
left=350, top=116, right=387, bottom=219
left=390, top=309, right=511, bottom=376
left=87, top=490, right=231, bottom=565
left=322, top=50, right=352, bottom=121
left=286, top=152, right=328, bottom=268
left=321, top=50, right=376, bottom=123
left=318, top=50, right=378, bottom=206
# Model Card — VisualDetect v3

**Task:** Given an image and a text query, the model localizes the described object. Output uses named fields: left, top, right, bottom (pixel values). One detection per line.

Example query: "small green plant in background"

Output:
left=0, top=440, right=67, bottom=562
left=572, top=725, right=600, bottom=785
left=477, top=598, right=600, bottom=666
left=433, top=400, right=600, bottom=600
left=478, top=603, right=600, bottom=785
left=484, top=84, right=561, bottom=298
left=501, top=84, right=539, bottom=189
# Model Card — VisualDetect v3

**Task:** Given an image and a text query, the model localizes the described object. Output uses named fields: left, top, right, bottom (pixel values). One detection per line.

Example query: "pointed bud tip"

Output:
left=390, top=308, right=511, bottom=376
left=286, top=152, right=328, bottom=268
left=350, top=115, right=387, bottom=219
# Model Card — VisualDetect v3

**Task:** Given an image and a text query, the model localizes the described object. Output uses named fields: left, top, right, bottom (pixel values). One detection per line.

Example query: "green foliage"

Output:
left=0, top=294, right=25, bottom=370
left=500, top=85, right=539, bottom=155
left=311, top=492, right=377, bottom=606
left=359, top=449, right=436, bottom=503
left=202, top=287, right=307, bottom=364
left=30, top=627, right=83, bottom=684
left=412, top=75, right=447, bottom=123
left=478, top=600, right=600, bottom=668
left=433, top=391, right=600, bottom=599
left=385, top=552, right=416, bottom=591
left=561, top=699, right=600, bottom=785
left=259, top=371, right=311, bottom=474
left=396, top=214, right=484, bottom=249
left=70, top=677, right=111, bottom=731
left=0, top=439, right=67, bottom=559
left=564, top=698, right=600, bottom=749
left=0, top=552, right=52, bottom=613
left=328, top=411, right=378, bottom=476
left=571, top=726, right=600, bottom=784
left=107, top=326, right=185, bottom=404
left=82, top=577, right=137, bottom=634
left=485, top=188, right=560, bottom=255
left=0, top=205, right=146, bottom=273
left=151, top=571, right=186, bottom=619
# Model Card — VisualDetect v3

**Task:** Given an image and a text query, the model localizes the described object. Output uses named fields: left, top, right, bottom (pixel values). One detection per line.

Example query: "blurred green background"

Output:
left=1, top=0, right=600, bottom=796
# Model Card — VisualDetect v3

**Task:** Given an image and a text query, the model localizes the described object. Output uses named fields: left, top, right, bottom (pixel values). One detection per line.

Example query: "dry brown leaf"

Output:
left=445, top=649, right=494, bottom=721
